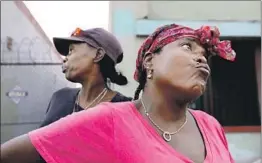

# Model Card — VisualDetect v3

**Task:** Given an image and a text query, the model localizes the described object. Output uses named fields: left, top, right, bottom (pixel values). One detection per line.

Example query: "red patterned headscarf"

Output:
left=134, top=24, right=236, bottom=82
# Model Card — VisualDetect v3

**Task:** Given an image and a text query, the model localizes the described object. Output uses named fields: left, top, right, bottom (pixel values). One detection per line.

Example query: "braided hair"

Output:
left=99, top=54, right=128, bottom=87
left=133, top=48, right=162, bottom=100
left=133, top=71, right=146, bottom=100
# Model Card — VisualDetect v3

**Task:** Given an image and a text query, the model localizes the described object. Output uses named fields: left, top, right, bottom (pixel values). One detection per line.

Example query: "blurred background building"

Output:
left=1, top=1, right=74, bottom=143
left=109, top=1, right=261, bottom=163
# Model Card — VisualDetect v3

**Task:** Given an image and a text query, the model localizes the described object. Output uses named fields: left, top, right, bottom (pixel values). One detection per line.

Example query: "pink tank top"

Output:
left=29, top=102, right=234, bottom=163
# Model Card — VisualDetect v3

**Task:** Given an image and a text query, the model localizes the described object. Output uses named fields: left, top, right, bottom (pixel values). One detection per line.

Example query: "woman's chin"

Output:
left=169, top=83, right=206, bottom=102
left=191, top=83, right=206, bottom=96
left=65, top=73, right=77, bottom=83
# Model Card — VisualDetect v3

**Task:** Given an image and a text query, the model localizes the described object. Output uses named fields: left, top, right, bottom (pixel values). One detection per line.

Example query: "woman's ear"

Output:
left=143, top=52, right=154, bottom=70
left=93, top=48, right=106, bottom=63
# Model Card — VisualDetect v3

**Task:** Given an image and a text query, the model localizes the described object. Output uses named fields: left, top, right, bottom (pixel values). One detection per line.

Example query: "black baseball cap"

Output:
left=53, top=27, right=124, bottom=64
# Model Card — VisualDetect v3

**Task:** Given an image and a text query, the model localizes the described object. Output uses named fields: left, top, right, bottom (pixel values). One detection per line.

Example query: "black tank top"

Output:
left=39, top=87, right=132, bottom=128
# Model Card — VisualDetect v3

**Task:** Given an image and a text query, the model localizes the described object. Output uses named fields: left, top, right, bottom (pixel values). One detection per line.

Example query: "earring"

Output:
left=147, top=69, right=153, bottom=79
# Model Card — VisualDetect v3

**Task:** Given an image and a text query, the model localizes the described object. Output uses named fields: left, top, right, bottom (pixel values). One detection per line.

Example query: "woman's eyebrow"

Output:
left=181, top=37, right=197, bottom=43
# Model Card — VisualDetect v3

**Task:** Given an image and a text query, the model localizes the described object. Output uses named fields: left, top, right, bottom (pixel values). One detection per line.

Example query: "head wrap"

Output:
left=134, top=24, right=236, bottom=82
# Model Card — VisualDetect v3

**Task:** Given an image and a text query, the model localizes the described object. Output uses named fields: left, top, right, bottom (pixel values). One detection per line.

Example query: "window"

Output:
left=255, top=47, right=261, bottom=116
left=192, top=38, right=261, bottom=132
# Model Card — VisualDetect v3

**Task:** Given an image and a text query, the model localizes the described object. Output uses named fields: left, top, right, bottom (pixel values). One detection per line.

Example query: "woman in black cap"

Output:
left=40, top=27, right=132, bottom=127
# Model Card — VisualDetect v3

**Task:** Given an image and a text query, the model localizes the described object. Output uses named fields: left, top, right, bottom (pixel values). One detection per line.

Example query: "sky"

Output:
left=24, top=1, right=109, bottom=41
left=24, top=1, right=109, bottom=87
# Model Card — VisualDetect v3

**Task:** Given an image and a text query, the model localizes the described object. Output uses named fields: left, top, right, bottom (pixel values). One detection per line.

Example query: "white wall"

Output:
left=1, top=1, right=75, bottom=143
left=226, top=133, right=261, bottom=163
left=148, top=1, right=260, bottom=21
left=1, top=1, right=61, bottom=63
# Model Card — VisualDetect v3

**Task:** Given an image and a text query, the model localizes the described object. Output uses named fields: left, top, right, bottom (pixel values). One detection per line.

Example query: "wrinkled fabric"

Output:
left=134, top=24, right=236, bottom=82
left=29, top=102, right=234, bottom=163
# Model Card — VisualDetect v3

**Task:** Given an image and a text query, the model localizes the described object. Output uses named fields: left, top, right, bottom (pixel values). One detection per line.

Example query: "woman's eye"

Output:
left=68, top=46, right=74, bottom=54
left=181, top=43, right=191, bottom=50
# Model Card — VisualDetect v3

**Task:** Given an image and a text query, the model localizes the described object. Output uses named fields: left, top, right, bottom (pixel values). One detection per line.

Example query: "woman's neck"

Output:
left=80, top=78, right=108, bottom=102
left=141, top=84, right=188, bottom=123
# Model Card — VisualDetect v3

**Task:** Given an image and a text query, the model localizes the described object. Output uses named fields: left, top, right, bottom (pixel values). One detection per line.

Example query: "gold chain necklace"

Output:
left=73, top=88, right=108, bottom=112
left=141, top=98, right=188, bottom=142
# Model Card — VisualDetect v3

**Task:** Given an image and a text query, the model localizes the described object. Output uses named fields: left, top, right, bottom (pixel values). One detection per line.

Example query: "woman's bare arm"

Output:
left=2, top=103, right=116, bottom=163
left=1, top=134, right=41, bottom=163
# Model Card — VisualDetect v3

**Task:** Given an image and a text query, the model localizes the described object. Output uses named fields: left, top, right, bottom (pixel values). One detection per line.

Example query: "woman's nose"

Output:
left=195, top=55, right=207, bottom=64
left=63, top=57, right=68, bottom=63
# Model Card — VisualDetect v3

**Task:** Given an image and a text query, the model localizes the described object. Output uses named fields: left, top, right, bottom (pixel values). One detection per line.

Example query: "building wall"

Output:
left=1, top=1, right=75, bottom=143
left=148, top=1, right=260, bottom=21
left=109, top=1, right=148, bottom=98
left=109, top=1, right=261, bottom=162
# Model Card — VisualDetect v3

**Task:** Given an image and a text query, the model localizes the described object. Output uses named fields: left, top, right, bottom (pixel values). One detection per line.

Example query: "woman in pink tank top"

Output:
left=1, top=24, right=236, bottom=163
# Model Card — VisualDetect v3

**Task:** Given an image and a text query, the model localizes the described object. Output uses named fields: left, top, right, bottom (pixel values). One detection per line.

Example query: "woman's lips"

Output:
left=196, top=64, right=210, bottom=76
left=62, top=64, right=67, bottom=73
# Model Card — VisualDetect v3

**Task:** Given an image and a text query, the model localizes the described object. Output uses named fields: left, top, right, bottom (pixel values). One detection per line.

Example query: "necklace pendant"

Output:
left=163, top=131, right=172, bottom=142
